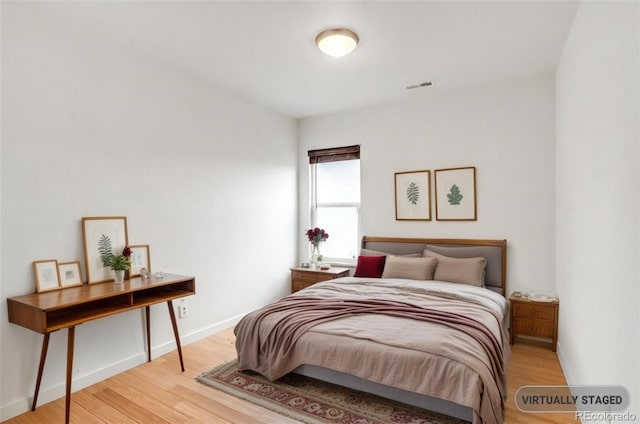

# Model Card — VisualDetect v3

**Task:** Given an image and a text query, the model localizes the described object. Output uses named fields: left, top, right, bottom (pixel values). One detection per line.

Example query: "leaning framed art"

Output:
left=58, top=261, right=83, bottom=287
left=434, top=166, right=477, bottom=221
left=33, top=259, right=60, bottom=292
left=82, top=216, right=129, bottom=284
left=394, top=170, right=431, bottom=221
left=129, top=244, right=150, bottom=277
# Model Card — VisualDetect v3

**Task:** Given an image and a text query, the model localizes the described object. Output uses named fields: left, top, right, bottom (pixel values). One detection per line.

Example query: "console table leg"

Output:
left=31, top=332, right=51, bottom=411
left=167, top=300, right=185, bottom=372
left=145, top=305, right=151, bottom=362
left=65, top=326, right=75, bottom=424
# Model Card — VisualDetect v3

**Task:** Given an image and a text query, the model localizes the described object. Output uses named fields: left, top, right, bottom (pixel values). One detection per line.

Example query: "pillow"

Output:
left=353, top=255, right=386, bottom=278
left=360, top=248, right=422, bottom=257
left=425, top=244, right=499, bottom=287
left=424, top=250, right=486, bottom=287
left=381, top=255, right=437, bottom=280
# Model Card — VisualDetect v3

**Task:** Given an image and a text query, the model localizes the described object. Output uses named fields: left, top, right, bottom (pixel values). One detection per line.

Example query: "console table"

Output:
left=7, top=273, right=196, bottom=424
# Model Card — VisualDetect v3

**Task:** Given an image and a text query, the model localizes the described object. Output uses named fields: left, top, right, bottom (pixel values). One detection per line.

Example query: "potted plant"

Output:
left=98, top=235, right=130, bottom=283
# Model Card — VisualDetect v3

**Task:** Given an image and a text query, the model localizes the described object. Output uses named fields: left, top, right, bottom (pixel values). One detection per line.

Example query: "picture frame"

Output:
left=58, top=261, right=83, bottom=287
left=33, top=259, right=60, bottom=292
left=82, top=216, right=129, bottom=284
left=129, top=244, right=151, bottom=277
left=434, top=166, right=477, bottom=221
left=394, top=170, right=431, bottom=221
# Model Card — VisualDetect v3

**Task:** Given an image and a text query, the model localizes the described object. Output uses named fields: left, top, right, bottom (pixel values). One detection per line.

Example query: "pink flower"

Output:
left=122, top=246, right=132, bottom=257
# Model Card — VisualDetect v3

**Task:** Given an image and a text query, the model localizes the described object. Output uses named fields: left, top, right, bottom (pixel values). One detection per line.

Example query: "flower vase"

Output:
left=310, top=245, right=321, bottom=269
left=124, top=269, right=130, bottom=280
left=114, top=270, right=125, bottom=284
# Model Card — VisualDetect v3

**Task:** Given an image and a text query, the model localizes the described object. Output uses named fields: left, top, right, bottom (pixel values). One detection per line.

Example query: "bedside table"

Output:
left=290, top=267, right=350, bottom=293
left=509, top=295, right=559, bottom=351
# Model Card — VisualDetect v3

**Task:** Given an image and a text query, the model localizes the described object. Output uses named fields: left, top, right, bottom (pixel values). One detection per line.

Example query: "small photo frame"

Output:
left=33, top=260, right=60, bottom=292
left=394, top=170, right=431, bottom=221
left=129, top=245, right=151, bottom=277
left=58, top=261, right=83, bottom=287
left=82, top=216, right=129, bottom=284
left=434, top=166, right=477, bottom=221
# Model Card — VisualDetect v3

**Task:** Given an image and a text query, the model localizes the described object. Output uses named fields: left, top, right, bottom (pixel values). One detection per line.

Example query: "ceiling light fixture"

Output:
left=315, top=28, right=359, bottom=58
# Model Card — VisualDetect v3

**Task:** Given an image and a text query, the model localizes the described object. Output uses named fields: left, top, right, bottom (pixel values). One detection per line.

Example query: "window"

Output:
left=309, top=145, right=361, bottom=262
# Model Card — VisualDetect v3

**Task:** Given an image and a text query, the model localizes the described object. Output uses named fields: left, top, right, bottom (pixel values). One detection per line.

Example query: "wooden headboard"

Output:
left=361, top=236, right=507, bottom=296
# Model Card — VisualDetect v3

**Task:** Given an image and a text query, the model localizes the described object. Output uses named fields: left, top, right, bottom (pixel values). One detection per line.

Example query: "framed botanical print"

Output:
left=394, top=170, right=431, bottom=221
left=33, top=259, right=60, bottom=292
left=58, top=261, right=83, bottom=287
left=82, top=216, right=129, bottom=284
left=434, top=166, right=477, bottom=221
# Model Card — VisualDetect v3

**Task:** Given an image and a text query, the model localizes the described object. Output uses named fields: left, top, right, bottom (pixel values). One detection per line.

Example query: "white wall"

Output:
left=298, top=75, right=556, bottom=295
left=556, top=0, right=640, bottom=416
left=0, top=3, right=297, bottom=419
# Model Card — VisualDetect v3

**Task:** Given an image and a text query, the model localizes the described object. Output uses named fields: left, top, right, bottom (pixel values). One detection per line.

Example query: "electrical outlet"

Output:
left=178, top=299, right=188, bottom=319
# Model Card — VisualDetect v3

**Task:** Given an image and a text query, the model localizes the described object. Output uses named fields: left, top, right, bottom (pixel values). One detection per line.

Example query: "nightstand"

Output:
left=290, top=267, right=350, bottom=293
left=509, top=295, right=559, bottom=351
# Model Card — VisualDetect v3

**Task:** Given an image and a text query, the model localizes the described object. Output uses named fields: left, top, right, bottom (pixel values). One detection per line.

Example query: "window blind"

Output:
left=308, top=145, right=360, bottom=164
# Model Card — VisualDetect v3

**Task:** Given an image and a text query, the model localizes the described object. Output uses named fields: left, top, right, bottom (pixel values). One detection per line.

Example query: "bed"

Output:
left=235, top=236, right=510, bottom=424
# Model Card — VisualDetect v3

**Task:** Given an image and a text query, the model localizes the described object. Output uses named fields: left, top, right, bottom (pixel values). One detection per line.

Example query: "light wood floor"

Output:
left=3, top=328, right=577, bottom=424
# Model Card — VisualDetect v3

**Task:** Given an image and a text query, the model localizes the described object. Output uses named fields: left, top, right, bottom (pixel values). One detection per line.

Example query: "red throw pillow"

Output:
left=353, top=255, right=386, bottom=278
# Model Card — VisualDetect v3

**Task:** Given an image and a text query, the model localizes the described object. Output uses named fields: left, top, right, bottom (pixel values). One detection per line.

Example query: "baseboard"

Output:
left=0, top=313, right=244, bottom=421
left=178, top=313, right=244, bottom=347
left=556, top=340, right=575, bottom=385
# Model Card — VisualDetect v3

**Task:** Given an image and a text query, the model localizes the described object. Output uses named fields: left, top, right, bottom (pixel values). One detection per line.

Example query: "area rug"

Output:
left=196, top=359, right=467, bottom=424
